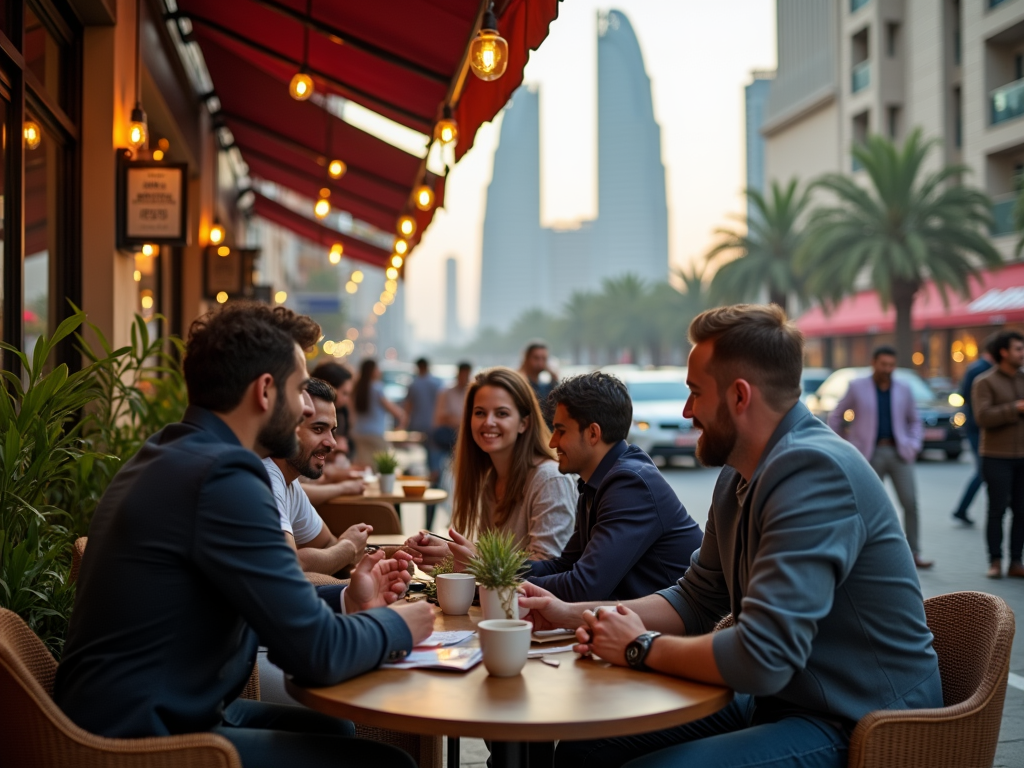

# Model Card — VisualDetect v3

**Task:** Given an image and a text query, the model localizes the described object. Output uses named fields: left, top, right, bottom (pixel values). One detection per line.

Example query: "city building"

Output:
left=763, top=0, right=1024, bottom=379
left=444, top=256, right=462, bottom=345
left=478, top=9, right=668, bottom=333
left=745, top=70, right=776, bottom=221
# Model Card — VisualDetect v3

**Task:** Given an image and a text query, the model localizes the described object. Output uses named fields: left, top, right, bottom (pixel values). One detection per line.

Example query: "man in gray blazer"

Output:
left=520, top=305, right=942, bottom=768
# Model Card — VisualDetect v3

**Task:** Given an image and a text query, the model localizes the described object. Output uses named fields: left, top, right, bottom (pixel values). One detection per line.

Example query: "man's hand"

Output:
left=517, top=581, right=577, bottom=631
left=343, top=549, right=413, bottom=612
left=403, top=532, right=451, bottom=567
left=448, top=529, right=477, bottom=571
left=336, top=479, right=366, bottom=496
left=574, top=604, right=647, bottom=665
left=388, top=600, right=435, bottom=646
left=340, top=523, right=372, bottom=552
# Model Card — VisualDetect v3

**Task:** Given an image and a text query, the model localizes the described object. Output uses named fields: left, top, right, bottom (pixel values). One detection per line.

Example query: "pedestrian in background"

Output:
left=972, top=330, right=1024, bottom=579
left=951, top=336, right=995, bottom=526
left=828, top=346, right=933, bottom=568
left=351, top=359, right=406, bottom=466
left=405, top=358, right=443, bottom=529
left=520, top=341, right=558, bottom=427
left=433, top=362, right=472, bottom=454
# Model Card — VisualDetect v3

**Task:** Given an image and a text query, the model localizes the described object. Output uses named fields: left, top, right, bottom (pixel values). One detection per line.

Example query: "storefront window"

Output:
left=24, top=6, right=64, bottom=109
left=23, top=112, right=59, bottom=356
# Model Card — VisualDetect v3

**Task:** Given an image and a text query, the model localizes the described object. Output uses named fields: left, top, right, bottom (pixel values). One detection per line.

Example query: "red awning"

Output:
left=171, top=0, right=560, bottom=258
left=796, top=262, right=1024, bottom=337
left=252, top=193, right=391, bottom=269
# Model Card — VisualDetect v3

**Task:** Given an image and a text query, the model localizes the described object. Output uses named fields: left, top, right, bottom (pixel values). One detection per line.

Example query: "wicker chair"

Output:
left=848, top=591, right=1015, bottom=768
left=317, top=501, right=403, bottom=536
left=0, top=607, right=242, bottom=767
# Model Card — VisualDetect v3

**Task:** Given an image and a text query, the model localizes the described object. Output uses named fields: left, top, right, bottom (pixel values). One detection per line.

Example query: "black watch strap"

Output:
left=625, top=631, right=661, bottom=670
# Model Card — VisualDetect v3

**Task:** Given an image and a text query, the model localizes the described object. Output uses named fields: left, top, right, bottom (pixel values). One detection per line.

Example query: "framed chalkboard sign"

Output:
left=117, top=152, right=189, bottom=248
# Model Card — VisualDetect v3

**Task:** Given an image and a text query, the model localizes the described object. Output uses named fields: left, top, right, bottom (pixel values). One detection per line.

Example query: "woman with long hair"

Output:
left=350, top=358, right=405, bottom=466
left=405, top=367, right=575, bottom=565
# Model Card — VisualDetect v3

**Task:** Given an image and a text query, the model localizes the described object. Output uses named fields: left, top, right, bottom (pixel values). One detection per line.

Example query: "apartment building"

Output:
left=762, top=0, right=1024, bottom=377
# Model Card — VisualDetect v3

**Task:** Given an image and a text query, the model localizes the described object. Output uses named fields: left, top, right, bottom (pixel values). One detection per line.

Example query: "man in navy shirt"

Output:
left=55, top=303, right=433, bottom=767
left=527, top=372, right=703, bottom=601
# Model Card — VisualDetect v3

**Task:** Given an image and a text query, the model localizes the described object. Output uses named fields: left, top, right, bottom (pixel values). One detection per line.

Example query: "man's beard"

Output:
left=259, top=391, right=301, bottom=460
left=694, top=400, right=737, bottom=468
left=287, top=443, right=324, bottom=480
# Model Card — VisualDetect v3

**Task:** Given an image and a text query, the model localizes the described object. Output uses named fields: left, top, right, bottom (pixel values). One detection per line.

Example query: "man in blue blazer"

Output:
left=827, top=346, right=932, bottom=568
left=55, top=303, right=434, bottom=767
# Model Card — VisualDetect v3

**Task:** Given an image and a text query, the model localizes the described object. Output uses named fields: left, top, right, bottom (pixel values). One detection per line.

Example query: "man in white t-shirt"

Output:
left=264, top=378, right=370, bottom=575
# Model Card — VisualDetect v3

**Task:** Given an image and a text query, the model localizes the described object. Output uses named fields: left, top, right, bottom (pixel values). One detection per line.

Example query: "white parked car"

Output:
left=613, top=369, right=697, bottom=459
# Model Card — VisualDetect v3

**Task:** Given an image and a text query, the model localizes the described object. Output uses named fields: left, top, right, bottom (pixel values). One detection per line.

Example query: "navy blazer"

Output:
left=525, top=441, right=703, bottom=601
left=55, top=407, right=412, bottom=738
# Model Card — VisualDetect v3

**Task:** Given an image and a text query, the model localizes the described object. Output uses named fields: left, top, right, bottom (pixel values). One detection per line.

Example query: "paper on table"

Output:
left=531, top=629, right=577, bottom=644
left=383, top=647, right=483, bottom=672
left=528, top=644, right=576, bottom=658
left=415, top=630, right=474, bottom=648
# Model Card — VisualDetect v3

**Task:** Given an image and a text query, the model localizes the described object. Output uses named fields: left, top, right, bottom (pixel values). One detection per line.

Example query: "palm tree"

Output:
left=560, top=290, right=603, bottom=364
left=801, top=129, right=1001, bottom=366
left=597, top=274, right=650, bottom=364
left=705, top=179, right=812, bottom=313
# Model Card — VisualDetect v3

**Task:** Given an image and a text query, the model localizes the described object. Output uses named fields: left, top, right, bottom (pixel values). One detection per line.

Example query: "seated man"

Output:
left=263, top=377, right=370, bottom=576
left=520, top=305, right=942, bottom=768
left=55, top=302, right=434, bottom=768
left=522, top=371, right=703, bottom=601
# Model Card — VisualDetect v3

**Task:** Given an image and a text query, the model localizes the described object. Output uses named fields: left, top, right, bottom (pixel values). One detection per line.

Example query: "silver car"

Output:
left=615, top=369, right=698, bottom=459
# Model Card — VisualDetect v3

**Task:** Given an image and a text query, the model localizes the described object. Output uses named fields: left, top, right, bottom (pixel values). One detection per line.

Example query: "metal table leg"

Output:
left=490, top=741, right=529, bottom=768
left=447, top=735, right=460, bottom=768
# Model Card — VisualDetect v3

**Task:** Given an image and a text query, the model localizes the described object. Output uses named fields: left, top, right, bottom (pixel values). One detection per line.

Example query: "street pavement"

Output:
left=400, top=451, right=1023, bottom=767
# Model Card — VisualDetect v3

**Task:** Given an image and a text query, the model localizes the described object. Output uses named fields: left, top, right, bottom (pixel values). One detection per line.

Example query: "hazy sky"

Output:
left=404, top=1, right=777, bottom=344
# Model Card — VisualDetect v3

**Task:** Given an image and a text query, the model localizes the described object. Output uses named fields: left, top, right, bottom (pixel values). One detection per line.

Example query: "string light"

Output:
left=218, top=246, right=231, bottom=257
left=394, top=239, right=409, bottom=255
left=434, top=108, right=458, bottom=147
left=141, top=243, right=156, bottom=256
left=329, top=243, right=344, bottom=264
left=216, top=291, right=229, bottom=304
left=390, top=254, right=404, bottom=268
left=328, top=159, right=347, bottom=179
left=397, top=215, right=416, bottom=238
left=469, top=3, right=508, bottom=82
left=345, top=281, right=358, bottom=293
left=373, top=302, right=386, bottom=315
left=152, top=149, right=164, bottom=161
left=23, top=121, right=41, bottom=150
left=414, top=184, right=434, bottom=211
left=209, top=223, right=225, bottom=245
left=128, top=105, right=148, bottom=151
left=275, top=290, right=288, bottom=304
left=314, top=198, right=331, bottom=219
left=386, top=267, right=399, bottom=280
left=351, top=270, right=364, bottom=283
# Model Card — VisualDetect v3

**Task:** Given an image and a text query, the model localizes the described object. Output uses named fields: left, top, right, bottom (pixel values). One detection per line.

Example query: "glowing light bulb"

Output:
left=345, top=282, right=357, bottom=294
left=152, top=149, right=164, bottom=161
left=127, top=105, right=148, bottom=150
left=289, top=72, right=313, bottom=101
left=141, top=243, right=156, bottom=256
left=386, top=267, right=399, bottom=280
left=414, top=185, right=434, bottom=211
left=351, top=270, right=364, bottom=283
left=394, top=239, right=408, bottom=255
left=141, top=295, right=154, bottom=310
left=328, top=159, right=347, bottom=179
left=134, top=270, right=142, bottom=282
left=469, top=28, right=508, bottom=81
left=390, top=254, right=404, bottom=268
left=373, top=302, right=386, bottom=315
left=314, top=198, right=331, bottom=219
left=323, top=340, right=336, bottom=355
left=434, top=118, right=458, bottom=147
left=385, top=279, right=398, bottom=292
left=397, top=216, right=416, bottom=237
left=23, top=121, right=42, bottom=150
left=275, top=290, right=288, bottom=304
left=216, top=291, right=229, bottom=304
left=209, top=224, right=225, bottom=245
left=329, top=243, right=343, bottom=264
left=218, top=246, right=231, bottom=257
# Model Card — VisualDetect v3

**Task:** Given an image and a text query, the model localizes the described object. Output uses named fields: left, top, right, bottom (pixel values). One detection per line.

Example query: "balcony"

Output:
left=851, top=0, right=870, bottom=11
left=992, top=78, right=1024, bottom=124
left=991, top=194, right=1018, bottom=236
left=852, top=61, right=870, bottom=93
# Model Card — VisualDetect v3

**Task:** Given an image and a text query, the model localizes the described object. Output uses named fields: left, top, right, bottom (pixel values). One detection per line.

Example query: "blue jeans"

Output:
left=954, top=431, right=983, bottom=517
left=555, top=695, right=848, bottom=768
left=213, top=698, right=416, bottom=768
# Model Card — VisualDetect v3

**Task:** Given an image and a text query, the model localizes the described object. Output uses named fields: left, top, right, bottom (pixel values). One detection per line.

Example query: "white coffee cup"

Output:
left=477, top=619, right=533, bottom=677
left=435, top=573, right=476, bottom=615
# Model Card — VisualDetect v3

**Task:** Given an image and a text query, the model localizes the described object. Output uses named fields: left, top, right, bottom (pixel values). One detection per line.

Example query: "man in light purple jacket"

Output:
left=828, top=346, right=933, bottom=568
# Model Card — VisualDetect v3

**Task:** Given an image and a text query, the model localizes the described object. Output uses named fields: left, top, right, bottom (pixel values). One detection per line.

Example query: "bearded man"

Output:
left=518, top=304, right=942, bottom=768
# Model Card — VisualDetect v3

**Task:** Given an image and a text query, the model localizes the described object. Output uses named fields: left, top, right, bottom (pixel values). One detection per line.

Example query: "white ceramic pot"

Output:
left=379, top=472, right=396, bottom=494
left=478, top=619, right=533, bottom=677
left=478, top=585, right=519, bottom=621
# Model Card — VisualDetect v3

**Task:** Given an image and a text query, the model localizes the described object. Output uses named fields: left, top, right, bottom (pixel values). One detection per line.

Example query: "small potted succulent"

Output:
left=464, top=529, right=530, bottom=620
left=372, top=451, right=399, bottom=494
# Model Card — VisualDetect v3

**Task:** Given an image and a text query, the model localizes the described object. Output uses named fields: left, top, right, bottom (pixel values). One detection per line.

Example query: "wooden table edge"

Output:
left=285, top=678, right=733, bottom=742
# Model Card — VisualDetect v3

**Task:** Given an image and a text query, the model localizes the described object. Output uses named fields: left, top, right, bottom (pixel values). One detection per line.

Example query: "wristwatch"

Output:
left=625, top=631, right=661, bottom=671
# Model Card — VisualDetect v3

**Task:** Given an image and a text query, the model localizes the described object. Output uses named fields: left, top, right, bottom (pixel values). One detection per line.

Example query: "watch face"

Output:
left=626, top=643, right=642, bottom=665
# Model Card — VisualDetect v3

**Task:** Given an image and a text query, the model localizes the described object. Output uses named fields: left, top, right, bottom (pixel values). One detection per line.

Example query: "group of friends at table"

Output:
left=54, top=301, right=943, bottom=768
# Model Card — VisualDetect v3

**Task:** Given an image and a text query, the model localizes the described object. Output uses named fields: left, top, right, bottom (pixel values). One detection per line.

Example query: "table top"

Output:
left=286, top=606, right=732, bottom=742
left=326, top=488, right=448, bottom=505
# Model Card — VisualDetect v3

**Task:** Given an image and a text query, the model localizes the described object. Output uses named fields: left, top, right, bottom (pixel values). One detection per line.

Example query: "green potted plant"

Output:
left=464, top=530, right=529, bottom=620
left=372, top=451, right=399, bottom=494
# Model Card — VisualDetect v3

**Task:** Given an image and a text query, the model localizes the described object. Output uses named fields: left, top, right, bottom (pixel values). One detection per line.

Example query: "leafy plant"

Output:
left=372, top=451, right=399, bottom=475
left=464, top=530, right=529, bottom=618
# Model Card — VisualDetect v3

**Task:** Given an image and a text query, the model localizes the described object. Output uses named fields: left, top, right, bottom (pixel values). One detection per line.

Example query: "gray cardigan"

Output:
left=658, top=403, right=942, bottom=726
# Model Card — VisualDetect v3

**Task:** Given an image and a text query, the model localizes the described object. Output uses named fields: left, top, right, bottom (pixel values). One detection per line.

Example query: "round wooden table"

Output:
left=327, top=488, right=448, bottom=506
left=287, top=606, right=732, bottom=768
